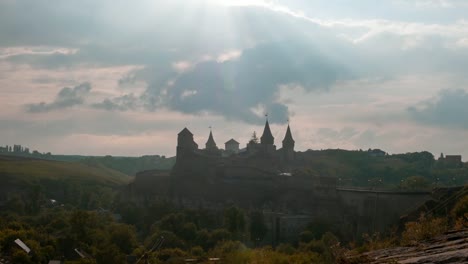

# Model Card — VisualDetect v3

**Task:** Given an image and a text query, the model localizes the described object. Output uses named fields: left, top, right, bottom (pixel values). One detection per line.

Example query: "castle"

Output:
left=128, top=120, right=437, bottom=244
left=175, top=119, right=297, bottom=180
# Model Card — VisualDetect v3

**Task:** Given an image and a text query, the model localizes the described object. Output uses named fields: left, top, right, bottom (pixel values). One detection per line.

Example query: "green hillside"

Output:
left=0, top=155, right=131, bottom=211
left=80, top=155, right=175, bottom=176
left=0, top=151, right=175, bottom=176
left=296, top=149, right=468, bottom=189
left=0, top=155, right=129, bottom=186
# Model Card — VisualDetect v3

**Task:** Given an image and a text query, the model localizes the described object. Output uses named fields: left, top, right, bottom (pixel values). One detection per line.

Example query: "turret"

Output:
left=176, top=127, right=198, bottom=162
left=204, top=129, right=221, bottom=156
left=260, top=118, right=276, bottom=155
left=281, top=124, right=295, bottom=161
left=260, top=120, right=274, bottom=145
left=282, top=124, right=295, bottom=150
left=205, top=130, right=218, bottom=150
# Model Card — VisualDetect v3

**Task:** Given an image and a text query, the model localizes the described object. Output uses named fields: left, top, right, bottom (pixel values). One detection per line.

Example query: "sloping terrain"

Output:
left=79, top=155, right=175, bottom=176
left=0, top=155, right=131, bottom=208
left=0, top=155, right=129, bottom=187
left=296, top=150, right=468, bottom=188
left=351, top=229, right=468, bottom=263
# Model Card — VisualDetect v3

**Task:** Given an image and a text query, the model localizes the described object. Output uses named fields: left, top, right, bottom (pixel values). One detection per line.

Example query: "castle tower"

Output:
left=261, top=119, right=274, bottom=145
left=260, top=118, right=276, bottom=155
left=282, top=124, right=295, bottom=161
left=205, top=130, right=218, bottom=150
left=204, top=129, right=221, bottom=156
left=176, top=127, right=198, bottom=162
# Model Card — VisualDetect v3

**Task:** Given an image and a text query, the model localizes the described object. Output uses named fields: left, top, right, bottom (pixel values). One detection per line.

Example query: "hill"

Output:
left=296, top=149, right=468, bottom=189
left=0, top=155, right=129, bottom=185
left=79, top=155, right=175, bottom=176
left=0, top=151, right=175, bottom=176
left=0, top=155, right=131, bottom=211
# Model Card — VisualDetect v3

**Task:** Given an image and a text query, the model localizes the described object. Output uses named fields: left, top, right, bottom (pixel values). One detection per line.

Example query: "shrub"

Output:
left=401, top=214, right=447, bottom=245
left=451, top=193, right=468, bottom=228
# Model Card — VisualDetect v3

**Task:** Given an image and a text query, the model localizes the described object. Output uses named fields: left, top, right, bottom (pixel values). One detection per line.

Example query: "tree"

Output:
left=69, top=210, right=99, bottom=243
left=158, top=213, right=185, bottom=234
left=224, top=206, right=245, bottom=235
left=452, top=193, right=468, bottom=228
left=249, top=211, right=267, bottom=243
left=95, top=244, right=125, bottom=264
left=210, top=229, right=232, bottom=246
left=180, top=222, right=197, bottom=242
left=108, top=224, right=138, bottom=254
left=400, top=176, right=430, bottom=190
left=249, top=132, right=259, bottom=144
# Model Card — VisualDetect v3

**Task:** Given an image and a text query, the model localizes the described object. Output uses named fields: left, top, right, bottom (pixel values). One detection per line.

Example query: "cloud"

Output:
left=92, top=94, right=140, bottom=111
left=400, top=0, right=468, bottom=8
left=140, top=40, right=353, bottom=124
left=3, top=1, right=468, bottom=125
left=25, top=82, right=91, bottom=113
left=408, top=89, right=468, bottom=128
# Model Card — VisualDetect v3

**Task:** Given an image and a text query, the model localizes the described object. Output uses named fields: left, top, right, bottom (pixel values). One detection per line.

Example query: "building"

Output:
left=172, top=119, right=299, bottom=185
left=281, top=124, right=295, bottom=161
left=175, top=119, right=295, bottom=167
left=368, top=149, right=386, bottom=157
left=176, top=128, right=198, bottom=162
left=225, top=139, right=240, bottom=155
left=204, top=129, right=221, bottom=156
left=438, top=153, right=463, bottom=167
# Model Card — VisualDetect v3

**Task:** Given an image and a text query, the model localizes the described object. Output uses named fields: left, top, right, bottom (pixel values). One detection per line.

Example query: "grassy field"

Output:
left=0, top=155, right=130, bottom=187
left=0, top=155, right=133, bottom=210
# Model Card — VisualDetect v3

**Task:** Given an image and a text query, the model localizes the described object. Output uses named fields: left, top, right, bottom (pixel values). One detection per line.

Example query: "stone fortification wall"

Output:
left=337, top=188, right=432, bottom=235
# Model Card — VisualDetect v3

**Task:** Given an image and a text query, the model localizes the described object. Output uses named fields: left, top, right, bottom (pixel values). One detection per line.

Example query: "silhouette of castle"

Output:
left=175, top=119, right=296, bottom=179
left=130, top=119, right=440, bottom=243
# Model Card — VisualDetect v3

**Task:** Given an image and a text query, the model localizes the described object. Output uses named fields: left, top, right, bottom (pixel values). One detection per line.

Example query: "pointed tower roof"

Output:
left=205, top=130, right=217, bottom=149
left=282, top=124, right=295, bottom=147
left=178, top=127, right=193, bottom=136
left=260, top=119, right=274, bottom=145
left=225, top=138, right=239, bottom=145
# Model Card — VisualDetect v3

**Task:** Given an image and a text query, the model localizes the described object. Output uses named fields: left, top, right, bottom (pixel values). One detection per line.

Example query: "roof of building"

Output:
left=14, top=239, right=30, bottom=254
left=74, top=248, right=92, bottom=259
left=225, top=138, right=240, bottom=145
left=260, top=120, right=274, bottom=144
left=206, top=131, right=217, bottom=148
left=282, top=125, right=295, bottom=145
left=178, top=127, right=193, bottom=136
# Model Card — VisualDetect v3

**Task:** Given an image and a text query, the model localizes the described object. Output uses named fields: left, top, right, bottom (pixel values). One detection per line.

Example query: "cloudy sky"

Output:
left=1, top=0, right=468, bottom=158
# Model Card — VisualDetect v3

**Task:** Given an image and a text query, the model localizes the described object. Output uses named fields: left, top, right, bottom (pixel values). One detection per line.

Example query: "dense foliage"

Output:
left=0, top=202, right=349, bottom=263
left=300, top=150, right=467, bottom=189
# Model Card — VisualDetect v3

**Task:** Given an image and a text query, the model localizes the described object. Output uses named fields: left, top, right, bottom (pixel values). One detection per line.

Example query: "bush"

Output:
left=276, top=243, right=296, bottom=255
left=401, top=214, right=447, bottom=245
left=451, top=193, right=468, bottom=228
left=157, top=248, right=188, bottom=262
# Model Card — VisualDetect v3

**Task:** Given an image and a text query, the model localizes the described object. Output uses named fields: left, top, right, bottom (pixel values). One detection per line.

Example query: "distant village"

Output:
left=0, top=144, right=51, bottom=156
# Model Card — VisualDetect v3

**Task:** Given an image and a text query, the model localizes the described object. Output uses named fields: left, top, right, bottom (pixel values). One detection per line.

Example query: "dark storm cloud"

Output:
left=408, top=89, right=468, bottom=129
left=25, top=83, right=91, bottom=113
left=150, top=41, right=352, bottom=124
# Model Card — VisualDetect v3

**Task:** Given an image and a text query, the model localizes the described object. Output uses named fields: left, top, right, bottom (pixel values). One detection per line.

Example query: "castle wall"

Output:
left=337, top=188, right=432, bottom=235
